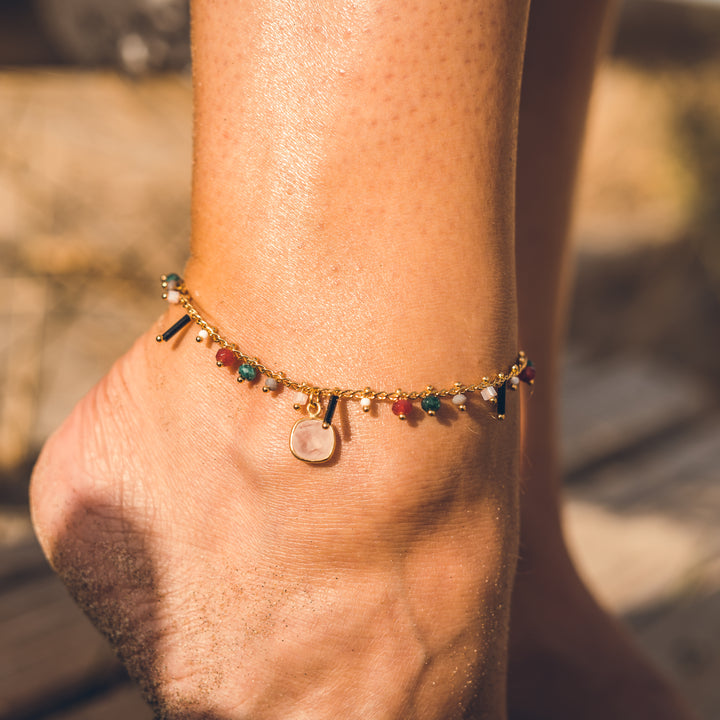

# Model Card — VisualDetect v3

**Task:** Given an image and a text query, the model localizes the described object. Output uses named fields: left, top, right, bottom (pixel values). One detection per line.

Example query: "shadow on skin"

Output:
left=46, top=500, right=233, bottom=720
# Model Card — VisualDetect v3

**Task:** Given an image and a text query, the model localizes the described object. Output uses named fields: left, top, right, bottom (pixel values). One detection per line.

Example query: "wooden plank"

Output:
left=43, top=684, right=153, bottom=720
left=567, top=417, right=720, bottom=526
left=0, top=575, right=123, bottom=720
left=564, top=417, right=720, bottom=720
left=0, top=507, right=35, bottom=549
left=629, top=568, right=720, bottom=720
left=565, top=417, right=720, bottom=610
left=0, top=537, right=50, bottom=586
left=0, top=277, right=48, bottom=471
left=561, top=353, right=708, bottom=477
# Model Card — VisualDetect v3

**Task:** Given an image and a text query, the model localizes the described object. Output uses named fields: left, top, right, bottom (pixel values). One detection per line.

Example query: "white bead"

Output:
left=292, top=391, right=307, bottom=406
left=452, top=393, right=467, bottom=406
left=166, top=289, right=180, bottom=304
left=481, top=386, right=497, bottom=402
left=197, top=328, right=209, bottom=339
left=265, top=377, right=278, bottom=391
left=510, top=376, right=520, bottom=387
left=360, top=397, right=372, bottom=410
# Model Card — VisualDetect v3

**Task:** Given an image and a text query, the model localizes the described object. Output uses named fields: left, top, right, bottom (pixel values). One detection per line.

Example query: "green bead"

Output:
left=421, top=395, right=440, bottom=414
left=238, top=364, right=257, bottom=381
left=165, top=273, right=180, bottom=283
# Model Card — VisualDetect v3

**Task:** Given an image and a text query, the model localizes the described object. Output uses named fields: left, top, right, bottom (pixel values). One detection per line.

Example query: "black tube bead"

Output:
left=496, top=382, right=507, bottom=419
left=157, top=314, right=192, bottom=342
left=322, top=395, right=339, bottom=428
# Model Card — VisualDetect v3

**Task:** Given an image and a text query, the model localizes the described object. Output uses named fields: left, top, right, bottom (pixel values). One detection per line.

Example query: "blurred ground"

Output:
left=0, top=0, right=719, bottom=718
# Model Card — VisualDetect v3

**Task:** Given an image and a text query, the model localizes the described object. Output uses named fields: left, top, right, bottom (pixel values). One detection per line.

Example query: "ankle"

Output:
left=31, top=331, right=521, bottom=719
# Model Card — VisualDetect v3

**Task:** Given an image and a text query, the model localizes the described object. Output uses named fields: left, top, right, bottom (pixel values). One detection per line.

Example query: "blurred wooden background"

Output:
left=0, top=0, right=719, bottom=718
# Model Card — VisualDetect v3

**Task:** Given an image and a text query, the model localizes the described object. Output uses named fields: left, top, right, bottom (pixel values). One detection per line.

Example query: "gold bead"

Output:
left=459, top=404, right=466, bottom=412
left=155, top=335, right=162, bottom=342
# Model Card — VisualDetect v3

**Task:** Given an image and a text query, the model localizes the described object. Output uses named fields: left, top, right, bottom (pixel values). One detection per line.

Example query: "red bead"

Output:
left=519, top=364, right=536, bottom=384
left=392, top=398, right=412, bottom=419
left=215, top=348, right=236, bottom=367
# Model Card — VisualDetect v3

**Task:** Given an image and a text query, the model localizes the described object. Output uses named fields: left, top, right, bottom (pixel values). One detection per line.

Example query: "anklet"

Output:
left=156, top=274, right=535, bottom=463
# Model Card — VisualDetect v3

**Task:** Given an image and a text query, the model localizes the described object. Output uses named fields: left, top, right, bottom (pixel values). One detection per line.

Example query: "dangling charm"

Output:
left=481, top=386, right=497, bottom=403
left=155, top=314, right=191, bottom=342
left=237, top=364, right=257, bottom=382
left=290, top=396, right=337, bottom=463
left=519, top=361, right=536, bottom=385
left=263, top=377, right=279, bottom=392
left=392, top=397, right=412, bottom=420
left=161, top=273, right=181, bottom=290
left=496, top=382, right=507, bottom=420
left=421, top=394, right=440, bottom=416
left=216, top=347, right=236, bottom=367
left=322, top=395, right=339, bottom=429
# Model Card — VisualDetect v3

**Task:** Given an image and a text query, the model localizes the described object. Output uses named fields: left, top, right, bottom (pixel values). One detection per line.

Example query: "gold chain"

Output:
left=163, top=276, right=529, bottom=403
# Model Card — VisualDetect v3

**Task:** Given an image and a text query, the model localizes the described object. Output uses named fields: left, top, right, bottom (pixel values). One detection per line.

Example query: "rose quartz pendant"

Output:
left=290, top=418, right=336, bottom=463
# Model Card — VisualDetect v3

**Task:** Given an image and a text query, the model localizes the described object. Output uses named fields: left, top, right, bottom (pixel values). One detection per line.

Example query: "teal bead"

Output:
left=163, top=272, right=181, bottom=290
left=421, top=395, right=441, bottom=415
left=238, top=364, right=257, bottom=381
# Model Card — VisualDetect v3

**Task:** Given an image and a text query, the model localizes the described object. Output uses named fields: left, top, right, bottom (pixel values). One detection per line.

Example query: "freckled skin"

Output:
left=189, top=0, right=527, bottom=385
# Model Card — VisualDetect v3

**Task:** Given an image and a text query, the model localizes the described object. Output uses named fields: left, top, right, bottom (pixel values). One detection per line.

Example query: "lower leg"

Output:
left=509, top=2, right=697, bottom=717
left=31, top=2, right=531, bottom=718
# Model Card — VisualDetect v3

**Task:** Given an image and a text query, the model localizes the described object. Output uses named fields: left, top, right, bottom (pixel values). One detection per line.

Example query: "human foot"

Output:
left=507, top=531, right=699, bottom=720
left=31, top=314, right=523, bottom=720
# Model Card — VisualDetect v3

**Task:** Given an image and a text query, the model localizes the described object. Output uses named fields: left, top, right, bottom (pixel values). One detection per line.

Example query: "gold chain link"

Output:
left=168, top=279, right=528, bottom=402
